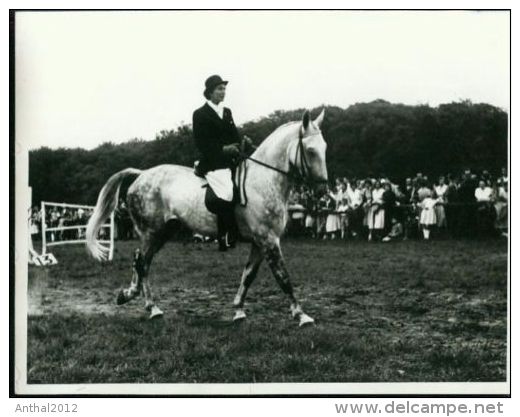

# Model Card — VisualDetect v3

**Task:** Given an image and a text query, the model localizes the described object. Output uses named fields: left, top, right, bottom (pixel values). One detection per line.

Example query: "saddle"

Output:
left=193, top=160, right=205, bottom=179
left=194, top=160, right=246, bottom=212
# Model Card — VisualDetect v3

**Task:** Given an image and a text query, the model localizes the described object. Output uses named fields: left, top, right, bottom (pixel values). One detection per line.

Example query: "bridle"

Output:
left=237, top=130, right=327, bottom=207
left=293, top=130, right=323, bottom=184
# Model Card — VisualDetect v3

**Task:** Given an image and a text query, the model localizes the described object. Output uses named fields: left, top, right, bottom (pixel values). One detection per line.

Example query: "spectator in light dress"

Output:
left=419, top=185, right=437, bottom=240
left=324, top=187, right=341, bottom=239
left=368, top=179, right=385, bottom=241
left=322, top=193, right=337, bottom=239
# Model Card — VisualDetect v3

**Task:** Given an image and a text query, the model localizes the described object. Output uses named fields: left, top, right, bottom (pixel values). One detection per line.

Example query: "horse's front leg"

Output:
left=263, top=240, right=315, bottom=327
left=232, top=243, right=264, bottom=321
left=116, top=248, right=143, bottom=305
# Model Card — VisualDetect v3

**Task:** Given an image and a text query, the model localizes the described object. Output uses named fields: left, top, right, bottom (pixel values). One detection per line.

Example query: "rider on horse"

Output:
left=87, top=102, right=326, bottom=324
left=193, top=75, right=253, bottom=251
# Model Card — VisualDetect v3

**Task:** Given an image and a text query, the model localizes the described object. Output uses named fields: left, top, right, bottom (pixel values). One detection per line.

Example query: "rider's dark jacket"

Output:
left=193, top=103, right=241, bottom=175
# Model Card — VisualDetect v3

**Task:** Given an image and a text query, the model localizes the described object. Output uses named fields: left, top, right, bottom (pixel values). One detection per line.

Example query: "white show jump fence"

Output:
left=41, top=201, right=115, bottom=261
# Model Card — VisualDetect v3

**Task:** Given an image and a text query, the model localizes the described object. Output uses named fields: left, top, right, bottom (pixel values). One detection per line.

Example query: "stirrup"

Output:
left=226, top=234, right=237, bottom=248
left=218, top=237, right=228, bottom=252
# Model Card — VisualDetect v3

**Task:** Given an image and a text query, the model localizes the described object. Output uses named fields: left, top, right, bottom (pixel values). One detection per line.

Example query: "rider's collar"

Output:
left=207, top=100, right=224, bottom=119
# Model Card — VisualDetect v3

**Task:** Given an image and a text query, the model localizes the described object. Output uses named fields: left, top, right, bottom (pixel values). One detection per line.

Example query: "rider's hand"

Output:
left=243, top=136, right=253, bottom=147
left=222, top=143, right=240, bottom=157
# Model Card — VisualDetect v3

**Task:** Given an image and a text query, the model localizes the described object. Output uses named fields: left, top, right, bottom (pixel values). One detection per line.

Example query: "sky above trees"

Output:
left=16, top=10, right=510, bottom=150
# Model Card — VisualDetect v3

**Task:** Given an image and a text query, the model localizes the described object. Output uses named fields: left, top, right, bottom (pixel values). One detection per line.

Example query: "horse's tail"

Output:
left=86, top=168, right=142, bottom=261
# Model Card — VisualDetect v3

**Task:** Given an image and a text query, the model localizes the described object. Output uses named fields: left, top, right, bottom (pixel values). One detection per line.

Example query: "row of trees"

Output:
left=29, top=100, right=508, bottom=205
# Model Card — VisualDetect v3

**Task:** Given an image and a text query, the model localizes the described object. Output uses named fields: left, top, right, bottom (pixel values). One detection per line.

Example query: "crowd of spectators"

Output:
left=29, top=168, right=508, bottom=245
left=287, top=167, right=508, bottom=241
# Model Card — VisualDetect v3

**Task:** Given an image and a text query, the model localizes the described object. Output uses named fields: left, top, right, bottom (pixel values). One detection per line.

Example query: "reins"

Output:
left=237, top=131, right=327, bottom=207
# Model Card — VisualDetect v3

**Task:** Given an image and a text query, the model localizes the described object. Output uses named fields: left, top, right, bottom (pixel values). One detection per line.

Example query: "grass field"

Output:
left=26, top=237, right=507, bottom=384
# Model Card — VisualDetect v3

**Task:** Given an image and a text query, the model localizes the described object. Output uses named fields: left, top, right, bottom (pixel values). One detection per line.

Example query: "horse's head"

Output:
left=290, top=109, right=328, bottom=190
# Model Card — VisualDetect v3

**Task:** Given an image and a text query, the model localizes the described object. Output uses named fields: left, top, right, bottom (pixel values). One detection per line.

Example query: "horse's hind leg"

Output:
left=232, top=243, right=264, bottom=321
left=138, top=231, right=170, bottom=319
left=263, top=239, right=315, bottom=327
left=116, top=248, right=145, bottom=305
left=117, top=230, right=168, bottom=318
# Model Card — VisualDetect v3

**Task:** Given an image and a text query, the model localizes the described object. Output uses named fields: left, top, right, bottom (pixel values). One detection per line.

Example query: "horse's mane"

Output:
left=254, top=117, right=322, bottom=157
left=256, top=121, right=300, bottom=151
left=277, top=120, right=299, bottom=129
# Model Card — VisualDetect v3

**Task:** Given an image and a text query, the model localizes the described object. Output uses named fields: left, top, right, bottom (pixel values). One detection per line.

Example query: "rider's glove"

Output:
left=222, top=143, right=241, bottom=157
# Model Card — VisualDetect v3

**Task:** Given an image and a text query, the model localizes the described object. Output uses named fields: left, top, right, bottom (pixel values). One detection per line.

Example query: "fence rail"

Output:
left=44, top=223, right=111, bottom=232
left=41, top=201, right=115, bottom=260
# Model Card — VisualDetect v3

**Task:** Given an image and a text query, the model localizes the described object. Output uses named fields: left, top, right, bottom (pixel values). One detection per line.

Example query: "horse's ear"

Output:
left=302, top=110, right=311, bottom=131
left=314, top=108, right=325, bottom=128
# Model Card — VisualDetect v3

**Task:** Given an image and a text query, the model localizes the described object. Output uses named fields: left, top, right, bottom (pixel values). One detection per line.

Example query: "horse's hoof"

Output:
left=149, top=306, right=164, bottom=319
left=299, top=313, right=315, bottom=327
left=233, top=309, right=247, bottom=322
left=116, top=290, right=127, bottom=305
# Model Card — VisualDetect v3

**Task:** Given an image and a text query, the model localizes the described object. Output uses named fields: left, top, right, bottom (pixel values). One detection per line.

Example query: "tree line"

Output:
left=29, top=99, right=508, bottom=205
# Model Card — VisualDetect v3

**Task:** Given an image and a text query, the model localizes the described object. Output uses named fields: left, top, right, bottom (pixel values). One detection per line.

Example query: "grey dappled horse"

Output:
left=86, top=110, right=328, bottom=326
